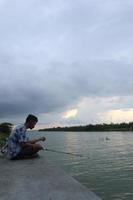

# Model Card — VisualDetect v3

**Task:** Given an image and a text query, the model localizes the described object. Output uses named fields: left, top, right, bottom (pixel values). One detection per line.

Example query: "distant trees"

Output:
left=0, top=122, right=13, bottom=135
left=0, top=122, right=13, bottom=146
left=39, top=122, right=133, bottom=132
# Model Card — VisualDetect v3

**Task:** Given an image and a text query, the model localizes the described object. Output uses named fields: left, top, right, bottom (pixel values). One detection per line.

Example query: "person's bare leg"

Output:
left=32, top=143, right=44, bottom=154
left=11, top=144, right=44, bottom=160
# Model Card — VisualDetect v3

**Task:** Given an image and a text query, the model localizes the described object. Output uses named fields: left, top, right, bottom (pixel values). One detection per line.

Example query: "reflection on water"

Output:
left=31, top=131, right=133, bottom=200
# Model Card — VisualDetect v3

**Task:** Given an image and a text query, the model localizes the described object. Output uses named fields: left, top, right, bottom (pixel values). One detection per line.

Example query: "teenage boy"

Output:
left=8, top=114, right=46, bottom=160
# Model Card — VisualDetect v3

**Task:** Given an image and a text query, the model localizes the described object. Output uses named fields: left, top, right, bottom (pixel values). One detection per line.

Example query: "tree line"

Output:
left=0, top=122, right=13, bottom=135
left=39, top=122, right=133, bottom=132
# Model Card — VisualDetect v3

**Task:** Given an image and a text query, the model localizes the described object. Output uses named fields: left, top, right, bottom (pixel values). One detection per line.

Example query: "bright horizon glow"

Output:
left=99, top=108, right=133, bottom=123
left=62, top=109, right=78, bottom=119
left=35, top=108, right=133, bottom=130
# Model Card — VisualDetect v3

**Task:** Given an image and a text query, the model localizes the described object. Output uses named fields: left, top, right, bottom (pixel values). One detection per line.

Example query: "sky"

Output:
left=0, top=0, right=133, bottom=129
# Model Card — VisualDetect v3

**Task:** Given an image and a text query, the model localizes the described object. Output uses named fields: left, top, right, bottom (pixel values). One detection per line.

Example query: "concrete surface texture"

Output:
left=0, top=155, right=102, bottom=200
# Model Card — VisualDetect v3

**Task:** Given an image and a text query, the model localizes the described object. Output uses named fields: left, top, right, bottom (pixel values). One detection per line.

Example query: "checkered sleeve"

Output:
left=17, top=128, right=28, bottom=143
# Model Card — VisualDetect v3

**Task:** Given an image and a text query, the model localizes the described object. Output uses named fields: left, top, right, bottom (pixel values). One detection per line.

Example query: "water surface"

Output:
left=31, top=131, right=133, bottom=200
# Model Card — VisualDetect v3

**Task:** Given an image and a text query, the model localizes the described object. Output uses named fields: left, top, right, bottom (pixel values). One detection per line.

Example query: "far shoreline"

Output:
left=38, top=122, right=133, bottom=132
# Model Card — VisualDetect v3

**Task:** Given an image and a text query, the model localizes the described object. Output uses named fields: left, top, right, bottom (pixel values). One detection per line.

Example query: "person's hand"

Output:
left=39, top=137, right=46, bottom=142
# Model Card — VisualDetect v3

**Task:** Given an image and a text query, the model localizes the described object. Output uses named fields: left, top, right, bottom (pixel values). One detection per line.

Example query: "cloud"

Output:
left=62, top=109, right=78, bottom=119
left=1, top=59, right=133, bottom=119
left=0, top=0, right=133, bottom=125
left=99, top=108, right=133, bottom=123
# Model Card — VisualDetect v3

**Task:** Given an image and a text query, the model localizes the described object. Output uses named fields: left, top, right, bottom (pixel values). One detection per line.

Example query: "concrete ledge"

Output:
left=0, top=156, right=102, bottom=200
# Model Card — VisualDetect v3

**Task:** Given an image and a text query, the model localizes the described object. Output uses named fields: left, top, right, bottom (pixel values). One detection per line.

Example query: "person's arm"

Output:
left=20, top=137, right=46, bottom=148
left=27, top=137, right=46, bottom=144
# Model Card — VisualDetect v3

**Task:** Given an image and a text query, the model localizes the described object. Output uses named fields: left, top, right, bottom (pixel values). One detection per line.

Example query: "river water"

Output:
left=31, top=131, right=133, bottom=200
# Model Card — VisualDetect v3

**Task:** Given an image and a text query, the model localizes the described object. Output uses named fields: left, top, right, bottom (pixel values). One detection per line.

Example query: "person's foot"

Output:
left=31, top=153, right=39, bottom=158
left=23, top=153, right=39, bottom=159
left=12, top=153, right=39, bottom=160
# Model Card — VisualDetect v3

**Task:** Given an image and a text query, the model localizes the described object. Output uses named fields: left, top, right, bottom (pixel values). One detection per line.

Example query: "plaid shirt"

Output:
left=8, top=124, right=29, bottom=158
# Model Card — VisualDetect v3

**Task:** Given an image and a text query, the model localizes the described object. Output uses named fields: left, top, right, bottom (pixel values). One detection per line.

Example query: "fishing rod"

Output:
left=44, top=147, right=88, bottom=158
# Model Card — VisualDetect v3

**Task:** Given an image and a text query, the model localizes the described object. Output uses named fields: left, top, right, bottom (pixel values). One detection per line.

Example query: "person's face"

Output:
left=28, top=120, right=37, bottom=129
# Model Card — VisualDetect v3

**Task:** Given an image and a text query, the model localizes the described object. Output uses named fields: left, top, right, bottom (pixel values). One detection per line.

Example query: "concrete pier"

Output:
left=0, top=155, right=102, bottom=200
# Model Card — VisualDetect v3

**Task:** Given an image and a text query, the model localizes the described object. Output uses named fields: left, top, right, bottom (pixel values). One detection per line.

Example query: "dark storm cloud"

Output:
left=0, top=0, right=133, bottom=123
left=0, top=60, right=133, bottom=118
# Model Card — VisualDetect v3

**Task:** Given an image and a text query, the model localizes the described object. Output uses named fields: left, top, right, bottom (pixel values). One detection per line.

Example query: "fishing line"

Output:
left=44, top=147, right=89, bottom=158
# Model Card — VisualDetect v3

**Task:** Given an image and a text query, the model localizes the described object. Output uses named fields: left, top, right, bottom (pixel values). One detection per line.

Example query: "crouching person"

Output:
left=7, top=114, right=46, bottom=160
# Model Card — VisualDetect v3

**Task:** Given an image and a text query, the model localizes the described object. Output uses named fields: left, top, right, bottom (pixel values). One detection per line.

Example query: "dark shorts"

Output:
left=11, top=146, right=37, bottom=160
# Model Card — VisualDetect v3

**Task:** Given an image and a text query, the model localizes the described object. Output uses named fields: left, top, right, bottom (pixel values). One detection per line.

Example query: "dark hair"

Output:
left=26, top=114, right=38, bottom=123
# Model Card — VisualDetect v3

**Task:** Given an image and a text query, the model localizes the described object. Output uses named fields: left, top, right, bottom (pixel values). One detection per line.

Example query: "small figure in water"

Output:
left=105, top=137, right=110, bottom=141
